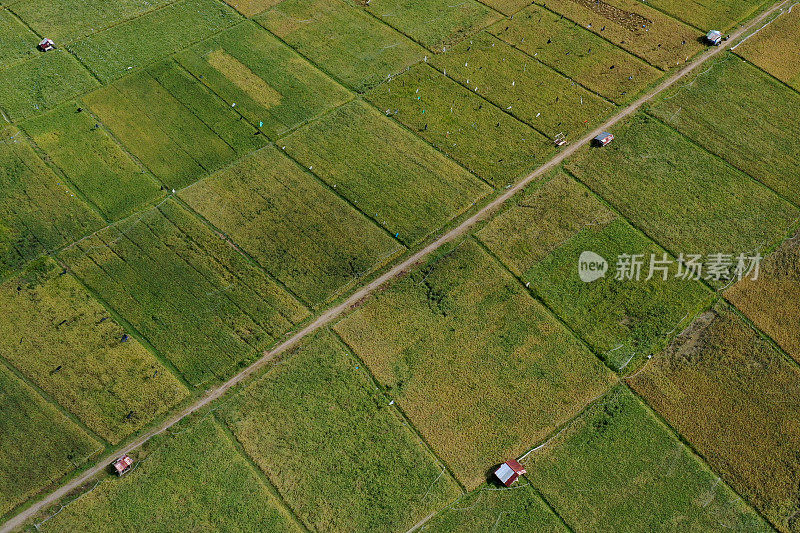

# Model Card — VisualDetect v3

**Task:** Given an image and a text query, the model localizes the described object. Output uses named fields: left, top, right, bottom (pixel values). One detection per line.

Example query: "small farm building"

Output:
left=706, top=30, right=722, bottom=45
left=38, top=38, right=56, bottom=52
left=494, top=459, right=526, bottom=487
left=593, top=132, right=614, bottom=147
left=112, top=455, right=134, bottom=476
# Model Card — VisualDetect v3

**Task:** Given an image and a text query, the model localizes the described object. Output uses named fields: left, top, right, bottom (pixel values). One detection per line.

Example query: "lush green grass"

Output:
left=366, top=0, right=502, bottom=51
left=7, top=0, right=172, bottom=44
left=365, top=63, right=554, bottom=187
left=734, top=7, right=800, bottom=91
left=83, top=60, right=265, bottom=190
left=431, top=33, right=616, bottom=137
left=282, top=99, right=491, bottom=245
left=565, top=112, right=799, bottom=258
left=220, top=0, right=280, bottom=16
left=648, top=55, right=800, bottom=206
left=59, top=199, right=308, bottom=387
left=527, top=0, right=703, bottom=70
left=0, top=257, right=189, bottom=443
left=487, top=5, right=662, bottom=103
left=256, top=0, right=424, bottom=93
left=642, top=0, right=769, bottom=31
left=36, top=417, right=301, bottom=532
left=0, top=8, right=38, bottom=68
left=218, top=329, right=462, bottom=532
left=478, top=173, right=713, bottom=371
left=422, top=484, right=567, bottom=532
left=0, top=125, right=103, bottom=278
left=0, top=50, right=99, bottom=121
left=67, top=0, right=241, bottom=83
left=0, top=363, right=101, bottom=516
left=21, top=103, right=164, bottom=221
left=334, top=239, right=614, bottom=488
left=525, top=387, right=771, bottom=531
left=726, top=230, right=800, bottom=363
left=176, top=21, right=352, bottom=139
left=180, top=145, right=403, bottom=306
left=629, top=305, right=800, bottom=531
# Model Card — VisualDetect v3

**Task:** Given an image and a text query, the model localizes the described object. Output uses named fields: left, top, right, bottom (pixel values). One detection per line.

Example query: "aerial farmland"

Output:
left=0, top=0, right=798, bottom=530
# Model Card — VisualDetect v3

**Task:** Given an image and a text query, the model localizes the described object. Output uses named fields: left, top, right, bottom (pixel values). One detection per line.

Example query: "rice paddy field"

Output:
left=2, top=0, right=799, bottom=529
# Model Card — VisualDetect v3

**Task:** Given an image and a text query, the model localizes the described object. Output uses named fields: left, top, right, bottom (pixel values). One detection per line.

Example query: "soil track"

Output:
left=1, top=3, right=791, bottom=530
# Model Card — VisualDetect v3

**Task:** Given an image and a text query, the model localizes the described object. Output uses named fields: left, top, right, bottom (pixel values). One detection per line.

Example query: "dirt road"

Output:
left=2, top=4, right=790, bottom=530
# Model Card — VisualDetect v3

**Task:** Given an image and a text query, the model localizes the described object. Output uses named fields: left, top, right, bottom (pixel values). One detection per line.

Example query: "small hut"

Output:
left=593, top=132, right=614, bottom=147
left=38, top=38, right=56, bottom=52
left=112, top=455, right=133, bottom=476
left=706, top=30, right=722, bottom=45
left=494, top=459, right=526, bottom=487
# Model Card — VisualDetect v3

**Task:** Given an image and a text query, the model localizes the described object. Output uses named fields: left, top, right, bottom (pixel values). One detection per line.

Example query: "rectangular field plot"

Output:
left=221, top=0, right=280, bottom=17
left=734, top=6, right=800, bottom=91
left=21, top=103, right=164, bottom=221
left=0, top=126, right=103, bottom=277
left=67, top=0, right=241, bottom=83
left=423, top=484, right=567, bottom=532
left=478, top=173, right=712, bottom=372
left=35, top=417, right=300, bottom=532
left=334, top=239, right=614, bottom=488
left=365, top=63, right=554, bottom=187
left=524, top=387, right=770, bottom=532
left=0, top=364, right=101, bottom=516
left=59, top=200, right=308, bottom=387
left=84, top=61, right=265, bottom=190
left=366, top=0, right=502, bottom=51
left=487, top=5, right=662, bottom=103
left=529, top=0, right=703, bottom=70
left=180, top=145, right=403, bottom=306
left=431, top=33, right=616, bottom=137
left=648, top=56, right=800, bottom=205
left=629, top=305, right=800, bottom=531
left=0, top=8, right=39, bottom=68
left=256, top=0, right=424, bottom=93
left=8, top=0, right=172, bottom=44
left=565, top=113, right=799, bottom=258
left=217, top=329, right=462, bottom=532
left=0, top=258, right=189, bottom=444
left=282, top=100, right=491, bottom=245
left=642, top=0, right=769, bottom=31
left=726, top=230, right=800, bottom=363
left=176, top=22, right=352, bottom=139
left=0, top=50, right=99, bottom=121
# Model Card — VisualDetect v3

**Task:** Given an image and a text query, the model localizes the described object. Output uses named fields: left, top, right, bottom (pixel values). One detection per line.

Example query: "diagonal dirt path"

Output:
left=1, top=3, right=791, bottom=530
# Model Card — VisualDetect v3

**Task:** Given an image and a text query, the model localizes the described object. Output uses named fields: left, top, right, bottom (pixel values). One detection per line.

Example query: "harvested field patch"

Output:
left=282, top=99, right=491, bottom=245
left=0, top=126, right=103, bottom=277
left=565, top=112, right=799, bottom=258
left=84, top=61, right=265, bottom=190
left=629, top=305, right=800, bottom=531
left=0, top=8, right=38, bottom=68
left=0, top=50, right=99, bottom=121
left=0, top=363, right=101, bottom=516
left=257, top=0, right=424, bottom=92
left=67, top=0, right=241, bottom=83
left=0, top=257, right=189, bottom=444
left=422, top=483, right=567, bottom=532
left=176, top=22, right=351, bottom=139
left=21, top=103, right=164, bottom=221
left=642, top=0, right=769, bottom=31
left=218, top=329, right=462, bottom=532
left=488, top=5, right=662, bottom=102
left=334, top=239, right=615, bottom=488
left=8, top=0, right=172, bottom=44
left=180, top=145, right=403, bottom=306
left=648, top=55, right=800, bottom=205
left=726, top=230, right=800, bottom=363
left=525, top=387, right=771, bottom=531
left=366, top=0, right=502, bottom=51
left=734, top=6, right=800, bottom=91
left=35, top=417, right=300, bottom=532
left=431, top=33, right=616, bottom=137
left=59, top=199, right=308, bottom=387
left=365, top=63, right=553, bottom=187
left=526, top=0, right=703, bottom=69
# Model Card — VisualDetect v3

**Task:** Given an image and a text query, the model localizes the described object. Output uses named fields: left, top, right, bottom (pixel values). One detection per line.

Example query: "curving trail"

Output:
left=1, top=3, right=791, bottom=530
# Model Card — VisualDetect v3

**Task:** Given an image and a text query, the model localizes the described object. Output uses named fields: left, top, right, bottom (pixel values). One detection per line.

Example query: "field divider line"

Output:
left=1, top=2, right=791, bottom=529
left=730, top=1, right=799, bottom=50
